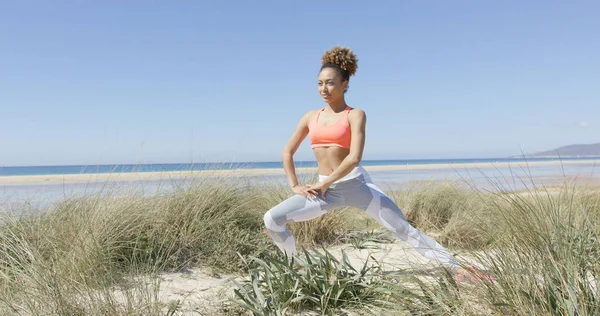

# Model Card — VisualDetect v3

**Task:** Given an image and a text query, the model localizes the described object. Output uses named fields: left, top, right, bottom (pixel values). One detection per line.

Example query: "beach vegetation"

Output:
left=0, top=168, right=598, bottom=314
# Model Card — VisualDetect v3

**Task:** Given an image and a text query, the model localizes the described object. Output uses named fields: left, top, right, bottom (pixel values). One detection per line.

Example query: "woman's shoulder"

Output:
left=303, top=109, right=320, bottom=118
left=305, top=107, right=329, bottom=118
left=347, top=107, right=366, bottom=127
left=299, top=109, right=320, bottom=125
left=348, top=106, right=366, bottom=117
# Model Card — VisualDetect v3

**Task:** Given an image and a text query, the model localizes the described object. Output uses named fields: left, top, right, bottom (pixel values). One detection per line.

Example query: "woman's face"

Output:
left=318, top=67, right=347, bottom=104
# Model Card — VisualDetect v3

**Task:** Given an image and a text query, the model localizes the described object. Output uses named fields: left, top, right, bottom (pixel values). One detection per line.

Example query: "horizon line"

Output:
left=2, top=155, right=599, bottom=169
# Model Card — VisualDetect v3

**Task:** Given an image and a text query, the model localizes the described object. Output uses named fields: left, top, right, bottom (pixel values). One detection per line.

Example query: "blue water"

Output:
left=1, top=157, right=598, bottom=177
left=1, top=157, right=599, bottom=213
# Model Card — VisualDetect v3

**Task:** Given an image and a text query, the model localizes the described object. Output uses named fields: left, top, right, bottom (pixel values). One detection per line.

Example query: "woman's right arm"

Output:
left=282, top=111, right=318, bottom=198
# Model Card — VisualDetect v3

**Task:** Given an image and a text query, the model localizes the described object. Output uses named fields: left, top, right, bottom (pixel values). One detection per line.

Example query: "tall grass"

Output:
left=0, top=175, right=274, bottom=314
left=0, top=170, right=357, bottom=314
left=233, top=249, right=389, bottom=315
left=474, top=184, right=600, bottom=315
left=235, top=180, right=600, bottom=315
left=1, top=169, right=599, bottom=314
left=388, top=181, right=498, bottom=249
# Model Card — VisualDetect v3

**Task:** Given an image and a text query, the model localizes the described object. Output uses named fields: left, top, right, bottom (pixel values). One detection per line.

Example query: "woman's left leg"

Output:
left=345, top=175, right=460, bottom=270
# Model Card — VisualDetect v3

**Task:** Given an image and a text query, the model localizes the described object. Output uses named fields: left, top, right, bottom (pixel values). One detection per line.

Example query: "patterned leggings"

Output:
left=263, top=167, right=460, bottom=270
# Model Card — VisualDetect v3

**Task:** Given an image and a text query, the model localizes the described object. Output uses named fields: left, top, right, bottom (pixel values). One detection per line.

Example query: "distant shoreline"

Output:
left=3, top=156, right=600, bottom=169
left=1, top=159, right=598, bottom=185
left=513, top=156, right=600, bottom=159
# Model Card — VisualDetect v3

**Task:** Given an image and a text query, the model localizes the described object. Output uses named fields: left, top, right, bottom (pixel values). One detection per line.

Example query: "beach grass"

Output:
left=0, top=169, right=599, bottom=314
left=232, top=180, right=600, bottom=315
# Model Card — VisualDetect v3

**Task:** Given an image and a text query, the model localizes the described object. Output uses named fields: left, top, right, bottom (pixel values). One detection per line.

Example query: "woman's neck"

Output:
left=326, top=99, right=347, bottom=112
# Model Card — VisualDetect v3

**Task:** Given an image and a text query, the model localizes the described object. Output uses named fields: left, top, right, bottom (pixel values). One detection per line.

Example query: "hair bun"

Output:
left=321, top=46, right=358, bottom=77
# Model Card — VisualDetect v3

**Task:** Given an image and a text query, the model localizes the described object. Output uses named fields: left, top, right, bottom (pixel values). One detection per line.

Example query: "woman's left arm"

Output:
left=313, top=109, right=366, bottom=191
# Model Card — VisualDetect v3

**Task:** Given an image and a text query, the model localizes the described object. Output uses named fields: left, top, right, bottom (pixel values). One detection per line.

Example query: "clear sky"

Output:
left=1, top=1, right=598, bottom=166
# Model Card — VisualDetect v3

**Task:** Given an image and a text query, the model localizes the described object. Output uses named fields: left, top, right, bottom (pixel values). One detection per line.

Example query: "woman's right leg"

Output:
left=264, top=192, right=341, bottom=257
left=342, top=173, right=460, bottom=270
left=361, top=183, right=460, bottom=270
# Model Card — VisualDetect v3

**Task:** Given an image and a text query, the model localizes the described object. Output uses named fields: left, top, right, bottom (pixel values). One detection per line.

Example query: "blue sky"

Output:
left=1, top=1, right=598, bottom=166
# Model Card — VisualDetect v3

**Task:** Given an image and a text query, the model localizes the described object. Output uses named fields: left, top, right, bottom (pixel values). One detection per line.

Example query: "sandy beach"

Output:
left=1, top=159, right=598, bottom=185
left=150, top=239, right=458, bottom=315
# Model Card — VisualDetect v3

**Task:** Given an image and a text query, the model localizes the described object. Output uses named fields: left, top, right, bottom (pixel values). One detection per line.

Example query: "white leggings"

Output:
left=263, top=166, right=460, bottom=270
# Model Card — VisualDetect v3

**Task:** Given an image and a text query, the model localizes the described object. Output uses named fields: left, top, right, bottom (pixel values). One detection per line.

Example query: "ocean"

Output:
left=1, top=157, right=598, bottom=177
left=1, top=157, right=599, bottom=213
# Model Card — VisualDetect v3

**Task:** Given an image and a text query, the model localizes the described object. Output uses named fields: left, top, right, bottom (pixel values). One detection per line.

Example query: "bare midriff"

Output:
left=312, top=147, right=350, bottom=175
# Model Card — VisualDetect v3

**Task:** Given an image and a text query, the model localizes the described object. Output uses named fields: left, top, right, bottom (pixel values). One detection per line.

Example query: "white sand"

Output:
left=147, top=238, right=481, bottom=314
left=2, top=159, right=598, bottom=185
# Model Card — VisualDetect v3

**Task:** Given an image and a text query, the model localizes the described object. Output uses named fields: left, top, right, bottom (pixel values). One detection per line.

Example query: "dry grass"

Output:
left=1, top=170, right=599, bottom=314
left=234, top=180, right=600, bottom=315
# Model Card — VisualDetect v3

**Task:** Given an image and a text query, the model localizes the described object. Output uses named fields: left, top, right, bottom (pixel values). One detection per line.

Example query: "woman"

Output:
left=263, top=46, right=482, bottom=280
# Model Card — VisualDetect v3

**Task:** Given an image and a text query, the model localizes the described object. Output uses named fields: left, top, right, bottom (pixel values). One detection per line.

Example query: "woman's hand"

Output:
left=292, top=185, right=318, bottom=199
left=306, top=181, right=331, bottom=200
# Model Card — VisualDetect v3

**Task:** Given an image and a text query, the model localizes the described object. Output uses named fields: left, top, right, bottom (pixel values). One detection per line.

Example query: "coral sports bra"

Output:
left=308, top=106, right=352, bottom=149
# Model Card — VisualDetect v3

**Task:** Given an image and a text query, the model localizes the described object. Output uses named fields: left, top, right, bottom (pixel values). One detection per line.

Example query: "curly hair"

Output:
left=320, top=46, right=358, bottom=92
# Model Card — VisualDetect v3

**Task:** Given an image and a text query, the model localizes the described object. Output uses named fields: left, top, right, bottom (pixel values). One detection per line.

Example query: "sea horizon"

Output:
left=1, top=156, right=599, bottom=177
left=2, top=156, right=599, bottom=212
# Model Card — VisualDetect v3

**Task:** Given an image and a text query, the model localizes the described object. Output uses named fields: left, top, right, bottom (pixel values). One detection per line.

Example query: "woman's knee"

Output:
left=375, top=196, right=411, bottom=232
left=264, top=195, right=313, bottom=227
left=264, top=208, right=287, bottom=230
left=263, top=210, right=276, bottom=229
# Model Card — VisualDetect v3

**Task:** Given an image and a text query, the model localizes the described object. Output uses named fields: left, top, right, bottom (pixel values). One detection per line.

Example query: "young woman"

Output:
left=263, top=46, right=483, bottom=280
